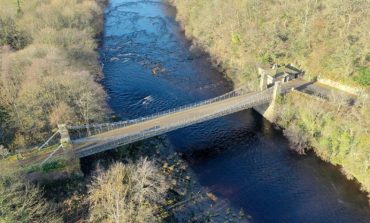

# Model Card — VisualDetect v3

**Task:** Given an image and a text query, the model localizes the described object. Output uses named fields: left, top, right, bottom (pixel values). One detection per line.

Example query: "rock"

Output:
left=0, top=145, right=9, bottom=159
left=110, top=57, right=119, bottom=61
left=151, top=64, right=166, bottom=75
left=151, top=67, right=160, bottom=75
left=163, top=162, right=168, bottom=169
left=226, top=208, right=231, bottom=215
left=206, top=192, right=218, bottom=202
left=239, top=209, right=245, bottom=218
left=171, top=179, right=177, bottom=186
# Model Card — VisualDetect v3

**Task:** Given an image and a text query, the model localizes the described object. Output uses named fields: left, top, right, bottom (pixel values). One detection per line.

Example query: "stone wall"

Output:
left=318, top=78, right=365, bottom=96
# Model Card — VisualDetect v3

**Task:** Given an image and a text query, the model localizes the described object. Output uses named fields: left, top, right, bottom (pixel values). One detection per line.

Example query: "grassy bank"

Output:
left=0, top=0, right=108, bottom=151
left=168, top=0, right=370, bottom=197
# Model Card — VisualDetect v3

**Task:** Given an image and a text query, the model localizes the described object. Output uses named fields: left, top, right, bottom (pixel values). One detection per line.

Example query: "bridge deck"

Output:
left=72, top=80, right=307, bottom=157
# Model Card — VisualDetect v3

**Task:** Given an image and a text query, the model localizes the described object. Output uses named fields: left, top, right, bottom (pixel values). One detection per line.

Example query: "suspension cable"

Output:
left=38, top=131, right=60, bottom=150
left=40, top=144, right=63, bottom=165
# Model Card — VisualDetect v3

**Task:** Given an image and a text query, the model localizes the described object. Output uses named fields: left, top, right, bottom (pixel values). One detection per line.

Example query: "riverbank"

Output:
left=168, top=0, right=370, bottom=201
left=274, top=92, right=370, bottom=199
left=40, top=138, right=249, bottom=222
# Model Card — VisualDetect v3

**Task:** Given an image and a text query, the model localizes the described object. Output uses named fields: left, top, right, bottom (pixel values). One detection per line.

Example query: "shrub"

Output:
left=41, top=160, right=66, bottom=173
left=0, top=17, right=31, bottom=50
left=0, top=176, right=62, bottom=222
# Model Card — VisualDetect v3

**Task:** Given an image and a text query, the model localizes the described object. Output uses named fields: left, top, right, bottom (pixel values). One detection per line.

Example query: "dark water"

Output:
left=96, top=0, right=370, bottom=222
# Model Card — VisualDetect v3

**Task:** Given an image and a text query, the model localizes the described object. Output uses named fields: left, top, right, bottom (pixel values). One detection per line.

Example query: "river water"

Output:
left=91, top=0, right=370, bottom=222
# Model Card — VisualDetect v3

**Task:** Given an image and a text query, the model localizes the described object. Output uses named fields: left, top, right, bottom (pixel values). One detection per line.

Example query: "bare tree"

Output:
left=284, top=124, right=310, bottom=155
left=88, top=158, right=168, bottom=223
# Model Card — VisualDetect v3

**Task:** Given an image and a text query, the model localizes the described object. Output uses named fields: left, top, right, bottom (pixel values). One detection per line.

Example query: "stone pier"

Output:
left=58, top=124, right=72, bottom=151
left=254, top=81, right=281, bottom=122
left=58, top=123, right=76, bottom=160
left=259, top=69, right=268, bottom=91
left=57, top=124, right=83, bottom=176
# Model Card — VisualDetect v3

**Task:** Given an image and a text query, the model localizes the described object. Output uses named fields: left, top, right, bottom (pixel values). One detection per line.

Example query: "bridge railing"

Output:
left=75, top=89, right=274, bottom=157
left=67, top=86, right=253, bottom=139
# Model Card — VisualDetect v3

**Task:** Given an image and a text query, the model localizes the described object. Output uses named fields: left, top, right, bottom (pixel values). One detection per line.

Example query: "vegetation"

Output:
left=169, top=0, right=370, bottom=89
left=0, top=0, right=108, bottom=151
left=0, top=0, right=368, bottom=221
left=275, top=92, right=370, bottom=194
left=26, top=159, right=68, bottom=174
left=0, top=176, right=62, bottom=222
left=0, top=158, right=170, bottom=223
left=169, top=0, right=370, bottom=196
left=87, top=158, right=168, bottom=223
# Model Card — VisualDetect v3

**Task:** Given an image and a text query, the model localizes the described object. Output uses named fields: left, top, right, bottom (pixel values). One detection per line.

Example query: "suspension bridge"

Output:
left=36, top=79, right=308, bottom=162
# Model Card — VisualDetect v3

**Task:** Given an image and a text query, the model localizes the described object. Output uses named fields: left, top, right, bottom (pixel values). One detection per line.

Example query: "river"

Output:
left=83, top=0, right=370, bottom=222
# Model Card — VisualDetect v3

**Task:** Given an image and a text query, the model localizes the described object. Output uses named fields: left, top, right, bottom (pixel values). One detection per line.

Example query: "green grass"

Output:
left=354, top=66, right=370, bottom=87
left=26, top=160, right=66, bottom=174
left=0, top=144, right=63, bottom=176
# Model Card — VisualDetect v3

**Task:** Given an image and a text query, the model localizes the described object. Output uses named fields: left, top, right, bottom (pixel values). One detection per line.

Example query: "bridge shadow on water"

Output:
left=177, top=112, right=262, bottom=165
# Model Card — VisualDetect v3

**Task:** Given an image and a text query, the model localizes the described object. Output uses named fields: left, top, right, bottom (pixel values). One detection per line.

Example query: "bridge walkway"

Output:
left=72, top=80, right=306, bottom=158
